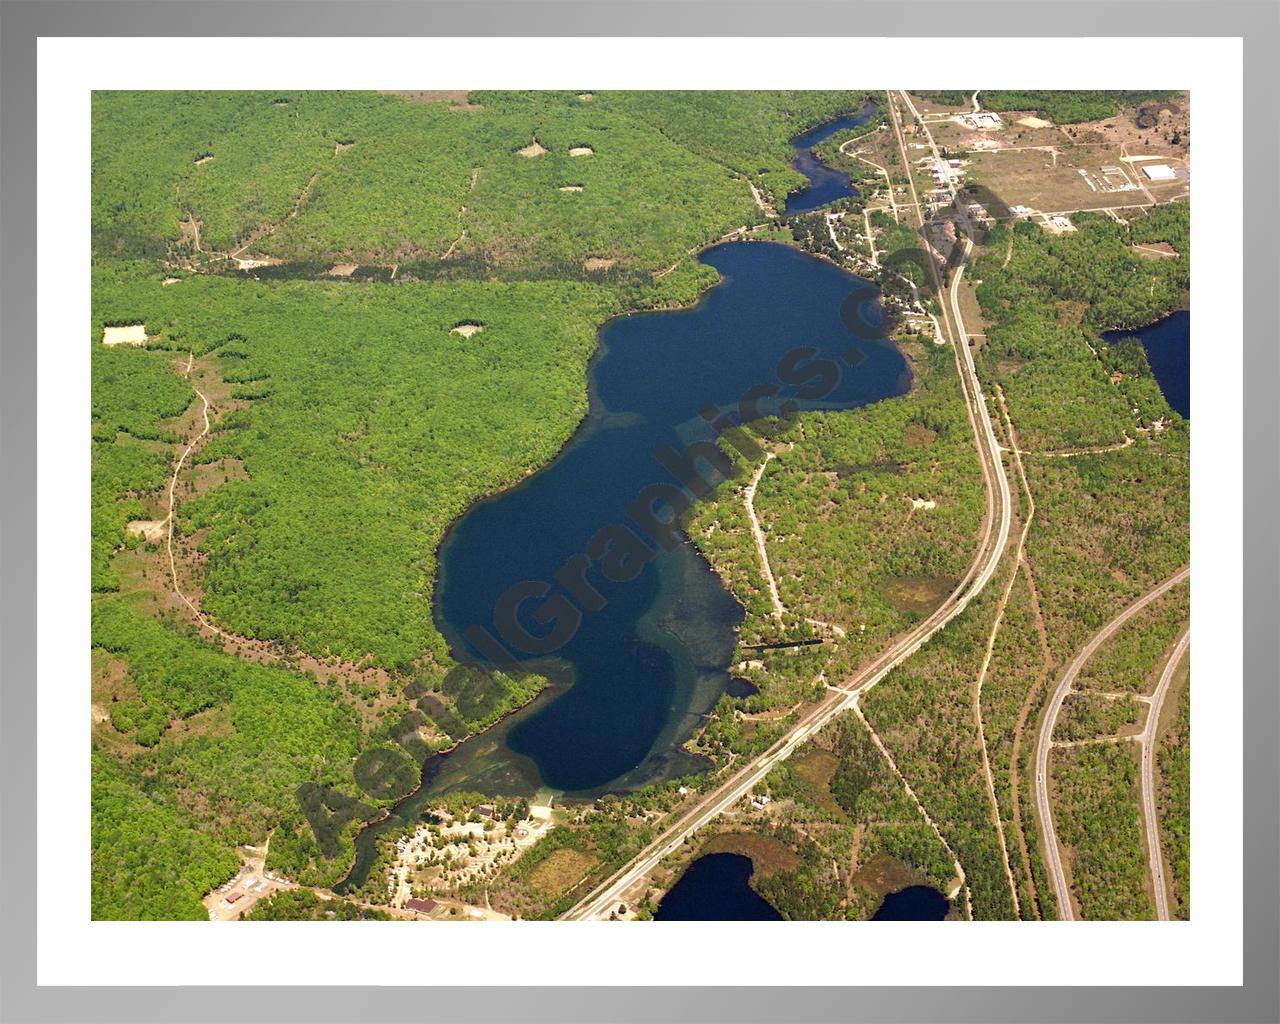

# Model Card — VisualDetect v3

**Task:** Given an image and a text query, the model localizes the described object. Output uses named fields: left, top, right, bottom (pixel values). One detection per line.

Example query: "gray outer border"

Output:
left=1, top=1, right=1275, bottom=1021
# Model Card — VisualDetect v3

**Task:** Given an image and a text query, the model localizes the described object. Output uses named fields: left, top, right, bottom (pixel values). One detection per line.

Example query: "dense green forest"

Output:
left=973, top=208, right=1188, bottom=450
left=1052, top=742, right=1153, bottom=918
left=93, top=90, right=879, bottom=273
left=914, top=91, right=1180, bottom=124
left=242, top=888, right=392, bottom=920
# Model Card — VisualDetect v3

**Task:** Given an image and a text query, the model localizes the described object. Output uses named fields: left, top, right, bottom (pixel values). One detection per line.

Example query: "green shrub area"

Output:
left=1051, top=742, right=1153, bottom=918
left=973, top=213, right=1187, bottom=450
left=91, top=343, right=193, bottom=442
left=754, top=715, right=958, bottom=919
left=92, top=750, right=240, bottom=920
left=688, top=339, right=984, bottom=716
left=478, top=815, right=654, bottom=921
left=764, top=354, right=983, bottom=633
left=91, top=438, right=171, bottom=592
left=94, top=90, right=806, bottom=272
left=243, top=888, right=391, bottom=921
left=445, top=97, right=757, bottom=272
left=92, top=594, right=373, bottom=898
left=1024, top=439, right=1190, bottom=662
left=92, top=262, right=611, bottom=669
left=603, top=90, right=875, bottom=207
left=861, top=559, right=1019, bottom=920
left=1055, top=694, right=1146, bottom=742
left=1075, top=582, right=1190, bottom=694
left=1157, top=678, right=1190, bottom=918
left=93, top=598, right=363, bottom=819
left=916, top=91, right=1179, bottom=124
left=978, top=566, right=1058, bottom=920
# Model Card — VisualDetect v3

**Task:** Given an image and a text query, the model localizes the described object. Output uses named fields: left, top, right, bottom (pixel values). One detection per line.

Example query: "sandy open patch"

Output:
left=583, top=257, right=616, bottom=272
left=450, top=322, right=485, bottom=338
left=102, top=324, right=147, bottom=346
left=162, top=277, right=181, bottom=286
left=1017, top=116, right=1053, bottom=129
left=577, top=92, right=593, bottom=102
left=910, top=497, right=937, bottom=511
left=517, top=139, right=548, bottom=158
left=326, top=263, right=358, bottom=278
left=568, top=146, right=594, bottom=157
left=194, top=154, right=214, bottom=165
left=558, top=185, right=584, bottom=192
left=234, top=256, right=283, bottom=271
left=127, top=519, right=168, bottom=542
left=334, top=140, right=354, bottom=153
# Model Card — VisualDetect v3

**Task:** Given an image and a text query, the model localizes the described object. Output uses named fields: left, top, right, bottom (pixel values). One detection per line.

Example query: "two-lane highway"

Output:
left=1141, top=625, right=1190, bottom=920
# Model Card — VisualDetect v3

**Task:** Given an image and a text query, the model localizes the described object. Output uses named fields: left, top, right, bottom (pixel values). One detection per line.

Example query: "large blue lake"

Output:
left=1102, top=309, right=1190, bottom=418
left=431, top=241, right=909, bottom=797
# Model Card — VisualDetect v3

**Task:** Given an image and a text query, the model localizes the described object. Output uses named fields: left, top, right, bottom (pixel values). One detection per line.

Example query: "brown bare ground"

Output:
left=568, top=146, right=594, bottom=157
left=903, top=423, right=937, bottom=447
left=791, top=748, right=844, bottom=813
left=517, top=140, right=548, bottom=158
left=527, top=847, right=597, bottom=898
left=849, top=853, right=926, bottom=897
left=386, top=90, right=481, bottom=111
left=880, top=575, right=954, bottom=615
left=326, top=263, right=359, bottom=277
left=126, top=519, right=168, bottom=543
left=583, top=257, right=616, bottom=272
left=699, top=831, right=800, bottom=878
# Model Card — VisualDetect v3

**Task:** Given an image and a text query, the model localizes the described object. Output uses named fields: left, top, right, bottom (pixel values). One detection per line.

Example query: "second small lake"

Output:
left=654, top=853, right=783, bottom=921
left=1102, top=309, right=1190, bottom=418
left=871, top=885, right=951, bottom=920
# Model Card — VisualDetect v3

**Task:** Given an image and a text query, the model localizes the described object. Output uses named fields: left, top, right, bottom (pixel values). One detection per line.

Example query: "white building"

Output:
left=1141, top=163, right=1178, bottom=181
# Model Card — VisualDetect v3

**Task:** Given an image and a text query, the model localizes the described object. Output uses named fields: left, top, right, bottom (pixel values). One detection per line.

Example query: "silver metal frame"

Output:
left=1, top=2, right=1275, bottom=1020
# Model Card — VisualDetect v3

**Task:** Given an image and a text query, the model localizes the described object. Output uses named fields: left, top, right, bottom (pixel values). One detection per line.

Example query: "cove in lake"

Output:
left=1102, top=309, right=1189, bottom=418
left=784, top=101, right=877, bottom=216
left=654, top=853, right=782, bottom=921
left=871, top=885, right=950, bottom=920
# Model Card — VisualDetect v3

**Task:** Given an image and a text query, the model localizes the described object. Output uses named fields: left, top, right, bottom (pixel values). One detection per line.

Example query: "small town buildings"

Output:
left=954, top=111, right=1003, bottom=131
left=405, top=897, right=438, bottom=914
